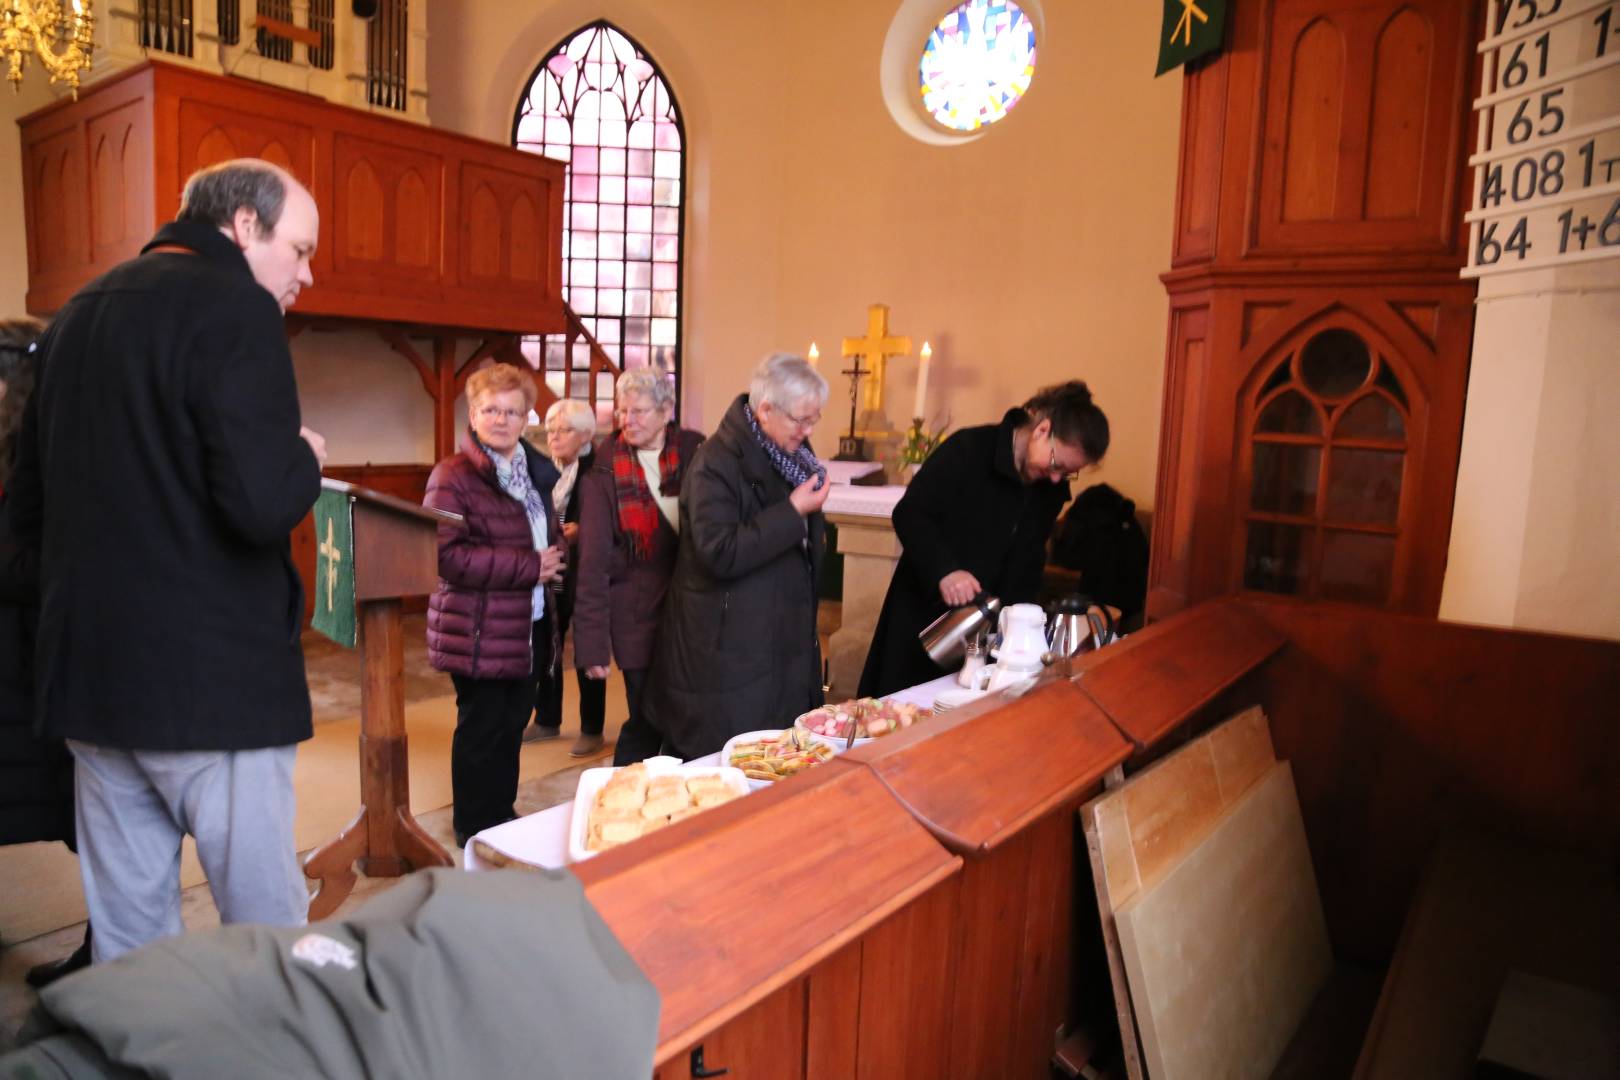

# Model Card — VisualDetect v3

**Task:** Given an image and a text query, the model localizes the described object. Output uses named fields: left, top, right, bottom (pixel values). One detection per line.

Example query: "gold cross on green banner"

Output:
left=1172, top=0, right=1208, bottom=47
left=311, top=489, right=357, bottom=648
left=1157, top=0, right=1227, bottom=76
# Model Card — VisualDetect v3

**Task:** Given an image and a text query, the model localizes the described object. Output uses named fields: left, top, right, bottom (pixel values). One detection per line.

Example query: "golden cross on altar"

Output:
left=1171, top=0, right=1209, bottom=47
left=318, top=516, right=343, bottom=612
left=841, top=303, right=912, bottom=415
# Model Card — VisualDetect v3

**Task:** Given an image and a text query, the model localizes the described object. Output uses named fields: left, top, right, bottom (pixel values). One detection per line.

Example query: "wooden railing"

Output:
left=555, top=303, right=623, bottom=422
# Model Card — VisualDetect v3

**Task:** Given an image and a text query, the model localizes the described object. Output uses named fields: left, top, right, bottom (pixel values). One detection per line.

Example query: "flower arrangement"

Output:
left=898, top=417, right=948, bottom=468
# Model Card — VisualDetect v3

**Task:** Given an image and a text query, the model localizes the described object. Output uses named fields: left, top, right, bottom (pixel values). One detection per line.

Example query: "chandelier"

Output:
left=2, top=0, right=95, bottom=97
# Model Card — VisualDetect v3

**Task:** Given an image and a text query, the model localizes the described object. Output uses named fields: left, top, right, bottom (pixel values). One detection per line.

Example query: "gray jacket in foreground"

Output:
left=2, top=868, right=659, bottom=1080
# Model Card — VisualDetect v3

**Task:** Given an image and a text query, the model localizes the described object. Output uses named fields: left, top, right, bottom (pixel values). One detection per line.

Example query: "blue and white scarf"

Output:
left=743, top=403, right=827, bottom=490
left=482, top=438, right=548, bottom=621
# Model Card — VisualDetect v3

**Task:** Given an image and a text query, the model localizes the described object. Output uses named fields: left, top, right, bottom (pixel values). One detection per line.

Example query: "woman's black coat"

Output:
left=858, top=409, right=1071, bottom=697
left=641, top=395, right=825, bottom=758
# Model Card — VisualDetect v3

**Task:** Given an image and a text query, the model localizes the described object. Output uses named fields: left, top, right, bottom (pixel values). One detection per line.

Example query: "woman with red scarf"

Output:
left=573, top=368, right=704, bottom=765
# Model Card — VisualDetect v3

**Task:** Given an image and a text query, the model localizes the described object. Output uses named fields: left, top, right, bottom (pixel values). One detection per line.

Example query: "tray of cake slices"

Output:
left=568, top=756, right=749, bottom=863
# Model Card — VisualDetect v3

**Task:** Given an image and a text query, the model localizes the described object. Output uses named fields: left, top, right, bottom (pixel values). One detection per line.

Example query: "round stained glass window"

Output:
left=919, top=0, right=1037, bottom=132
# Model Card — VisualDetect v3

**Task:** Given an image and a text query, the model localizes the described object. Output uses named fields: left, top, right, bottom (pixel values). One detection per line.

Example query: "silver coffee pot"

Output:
left=1045, top=594, right=1116, bottom=658
left=918, top=593, right=1002, bottom=668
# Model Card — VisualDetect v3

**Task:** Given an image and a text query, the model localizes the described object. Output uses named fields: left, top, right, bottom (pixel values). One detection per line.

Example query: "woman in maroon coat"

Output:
left=425, top=364, right=566, bottom=845
left=574, top=368, right=704, bottom=765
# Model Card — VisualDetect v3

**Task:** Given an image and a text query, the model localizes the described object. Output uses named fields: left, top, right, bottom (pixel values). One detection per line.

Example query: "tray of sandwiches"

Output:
left=722, top=727, right=838, bottom=787
left=569, top=757, right=748, bottom=862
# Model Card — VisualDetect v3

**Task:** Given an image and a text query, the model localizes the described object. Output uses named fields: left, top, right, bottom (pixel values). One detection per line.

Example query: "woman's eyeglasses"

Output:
left=477, top=406, right=525, bottom=422
left=1047, top=438, right=1088, bottom=482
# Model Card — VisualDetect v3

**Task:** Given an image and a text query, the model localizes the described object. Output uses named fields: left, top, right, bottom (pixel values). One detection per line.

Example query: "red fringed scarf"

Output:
left=611, top=423, right=685, bottom=562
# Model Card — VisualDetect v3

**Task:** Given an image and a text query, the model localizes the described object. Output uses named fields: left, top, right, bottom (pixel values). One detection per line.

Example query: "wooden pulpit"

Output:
left=303, top=478, right=460, bottom=918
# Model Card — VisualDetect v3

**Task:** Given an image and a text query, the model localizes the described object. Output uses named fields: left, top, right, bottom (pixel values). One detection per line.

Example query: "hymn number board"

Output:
left=1465, top=0, right=1620, bottom=277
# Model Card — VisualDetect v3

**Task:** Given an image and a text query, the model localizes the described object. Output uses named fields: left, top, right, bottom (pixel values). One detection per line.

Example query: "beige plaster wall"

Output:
left=429, top=0, right=1181, bottom=506
left=1440, top=261, right=1620, bottom=640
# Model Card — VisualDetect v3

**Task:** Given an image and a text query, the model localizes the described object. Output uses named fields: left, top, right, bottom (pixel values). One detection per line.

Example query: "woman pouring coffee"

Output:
left=857, top=380, right=1109, bottom=697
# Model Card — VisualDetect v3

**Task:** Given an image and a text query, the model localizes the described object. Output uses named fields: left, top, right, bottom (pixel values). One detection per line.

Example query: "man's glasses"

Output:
left=623, top=404, right=663, bottom=422
left=783, top=409, right=821, bottom=431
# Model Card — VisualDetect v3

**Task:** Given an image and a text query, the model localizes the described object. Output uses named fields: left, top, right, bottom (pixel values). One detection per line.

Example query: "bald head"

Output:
left=177, top=158, right=319, bottom=312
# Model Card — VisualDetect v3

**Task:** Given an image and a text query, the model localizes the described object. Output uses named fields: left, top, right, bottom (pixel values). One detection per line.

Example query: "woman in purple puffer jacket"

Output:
left=425, top=364, right=567, bottom=846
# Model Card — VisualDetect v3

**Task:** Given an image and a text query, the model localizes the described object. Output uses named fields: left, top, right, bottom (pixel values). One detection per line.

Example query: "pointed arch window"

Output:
left=1242, top=327, right=1410, bottom=605
left=513, top=22, right=685, bottom=414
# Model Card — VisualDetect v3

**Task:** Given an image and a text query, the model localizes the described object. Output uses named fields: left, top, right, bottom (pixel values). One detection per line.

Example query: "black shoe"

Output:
left=26, top=933, right=91, bottom=989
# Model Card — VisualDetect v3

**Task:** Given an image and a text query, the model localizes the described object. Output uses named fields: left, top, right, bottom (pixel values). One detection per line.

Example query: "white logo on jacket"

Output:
left=291, top=933, right=358, bottom=971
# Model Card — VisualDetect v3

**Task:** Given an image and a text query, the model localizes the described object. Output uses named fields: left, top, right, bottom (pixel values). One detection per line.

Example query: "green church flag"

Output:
left=1157, top=0, right=1227, bottom=76
left=311, top=489, right=357, bottom=648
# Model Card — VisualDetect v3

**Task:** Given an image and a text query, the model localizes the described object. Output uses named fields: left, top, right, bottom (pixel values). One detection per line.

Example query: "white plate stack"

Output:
left=933, top=686, right=989, bottom=714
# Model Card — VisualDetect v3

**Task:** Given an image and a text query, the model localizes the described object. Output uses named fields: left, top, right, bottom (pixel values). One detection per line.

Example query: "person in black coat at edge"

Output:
left=641, top=353, right=831, bottom=760
left=858, top=380, right=1110, bottom=697
left=0, top=317, right=91, bottom=987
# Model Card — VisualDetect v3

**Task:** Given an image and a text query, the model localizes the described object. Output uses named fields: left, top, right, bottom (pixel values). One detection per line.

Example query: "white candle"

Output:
left=913, top=341, right=932, bottom=420
left=807, top=342, right=819, bottom=368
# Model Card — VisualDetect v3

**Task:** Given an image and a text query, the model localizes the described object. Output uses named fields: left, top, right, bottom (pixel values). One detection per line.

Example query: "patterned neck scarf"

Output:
left=611, top=424, right=685, bottom=563
left=743, top=402, right=827, bottom=490
left=481, top=438, right=547, bottom=547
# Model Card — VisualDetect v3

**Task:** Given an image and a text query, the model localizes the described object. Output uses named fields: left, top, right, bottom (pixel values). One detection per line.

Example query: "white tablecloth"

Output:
left=463, top=674, right=965, bottom=872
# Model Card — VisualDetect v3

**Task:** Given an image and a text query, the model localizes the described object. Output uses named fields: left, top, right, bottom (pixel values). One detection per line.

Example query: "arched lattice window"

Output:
left=513, top=22, right=684, bottom=415
left=1242, top=327, right=1410, bottom=605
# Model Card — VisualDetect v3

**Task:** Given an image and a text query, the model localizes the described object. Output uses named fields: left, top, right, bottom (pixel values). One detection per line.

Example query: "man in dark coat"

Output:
left=859, top=382, right=1110, bottom=697
left=7, top=159, right=327, bottom=963
left=642, top=354, right=830, bottom=759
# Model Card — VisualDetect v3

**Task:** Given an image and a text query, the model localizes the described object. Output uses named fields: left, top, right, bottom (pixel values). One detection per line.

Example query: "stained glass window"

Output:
left=513, top=22, right=684, bottom=415
left=919, top=0, right=1037, bottom=132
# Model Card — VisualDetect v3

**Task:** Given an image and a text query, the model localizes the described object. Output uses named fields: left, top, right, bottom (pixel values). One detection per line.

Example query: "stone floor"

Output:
left=0, top=602, right=843, bottom=1051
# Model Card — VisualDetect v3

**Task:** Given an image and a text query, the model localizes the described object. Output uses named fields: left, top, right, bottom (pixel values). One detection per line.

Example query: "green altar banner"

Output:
left=311, top=488, right=356, bottom=648
left=1157, top=0, right=1227, bottom=76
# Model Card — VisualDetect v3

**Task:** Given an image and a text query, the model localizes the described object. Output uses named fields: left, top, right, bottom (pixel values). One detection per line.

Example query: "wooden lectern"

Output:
left=304, top=479, right=460, bottom=919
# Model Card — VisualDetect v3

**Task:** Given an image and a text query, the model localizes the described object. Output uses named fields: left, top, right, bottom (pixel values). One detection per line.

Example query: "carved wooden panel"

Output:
left=24, top=128, right=87, bottom=284
left=1147, top=302, right=1210, bottom=618
left=176, top=100, right=315, bottom=193
left=19, top=61, right=566, bottom=332
left=87, top=99, right=151, bottom=267
left=1232, top=304, right=1431, bottom=607
left=1253, top=0, right=1471, bottom=253
left=331, top=132, right=444, bottom=282
left=458, top=162, right=555, bottom=291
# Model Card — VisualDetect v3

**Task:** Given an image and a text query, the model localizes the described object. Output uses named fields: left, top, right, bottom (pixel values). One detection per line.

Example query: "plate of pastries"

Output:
left=793, top=697, right=926, bottom=743
left=722, top=728, right=837, bottom=787
left=569, top=758, right=748, bottom=861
